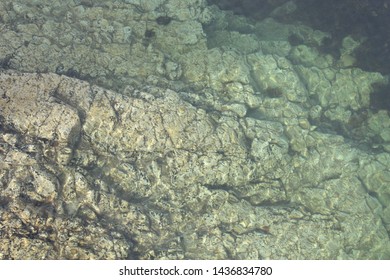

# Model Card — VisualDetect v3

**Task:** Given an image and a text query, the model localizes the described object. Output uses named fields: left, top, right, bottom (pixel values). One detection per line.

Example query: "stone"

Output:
left=1, top=0, right=390, bottom=260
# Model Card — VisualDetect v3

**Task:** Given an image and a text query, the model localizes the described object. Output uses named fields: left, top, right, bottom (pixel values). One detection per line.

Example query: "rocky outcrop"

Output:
left=1, top=71, right=389, bottom=259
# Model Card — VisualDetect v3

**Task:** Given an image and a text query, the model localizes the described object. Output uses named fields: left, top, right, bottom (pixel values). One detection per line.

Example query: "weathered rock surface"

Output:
left=0, top=0, right=390, bottom=260
left=1, top=71, right=389, bottom=259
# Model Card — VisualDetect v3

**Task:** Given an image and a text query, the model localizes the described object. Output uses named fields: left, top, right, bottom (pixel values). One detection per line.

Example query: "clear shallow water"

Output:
left=0, top=0, right=389, bottom=259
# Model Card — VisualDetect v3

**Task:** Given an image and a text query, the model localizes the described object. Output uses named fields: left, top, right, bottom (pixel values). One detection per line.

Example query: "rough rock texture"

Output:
left=0, top=0, right=211, bottom=91
left=0, top=0, right=389, bottom=149
left=1, top=71, right=389, bottom=259
left=0, top=0, right=390, bottom=259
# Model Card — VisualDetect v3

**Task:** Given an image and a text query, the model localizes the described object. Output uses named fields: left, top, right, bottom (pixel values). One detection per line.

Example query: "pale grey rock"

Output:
left=0, top=0, right=384, bottom=149
left=0, top=72, right=131, bottom=259
left=1, top=0, right=390, bottom=260
left=295, top=64, right=387, bottom=141
left=367, top=110, right=390, bottom=144
left=285, top=133, right=390, bottom=259
left=1, top=72, right=389, bottom=260
left=297, top=66, right=385, bottom=111
left=289, top=44, right=333, bottom=68
left=247, top=53, right=308, bottom=103
left=309, top=105, right=323, bottom=120
left=285, top=125, right=310, bottom=155
left=0, top=0, right=210, bottom=92
left=218, top=103, right=247, bottom=117
left=324, top=106, right=352, bottom=123
left=251, top=97, right=308, bottom=125
left=208, top=30, right=261, bottom=54
left=359, top=153, right=390, bottom=210
left=0, top=72, right=81, bottom=166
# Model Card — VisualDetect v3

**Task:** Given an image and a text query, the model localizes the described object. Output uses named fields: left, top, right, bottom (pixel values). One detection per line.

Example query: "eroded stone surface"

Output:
left=0, top=0, right=390, bottom=260
left=1, top=71, right=389, bottom=259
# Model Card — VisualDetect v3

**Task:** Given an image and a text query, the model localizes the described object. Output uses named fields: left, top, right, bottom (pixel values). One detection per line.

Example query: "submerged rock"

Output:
left=0, top=71, right=389, bottom=259
left=0, top=0, right=389, bottom=260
